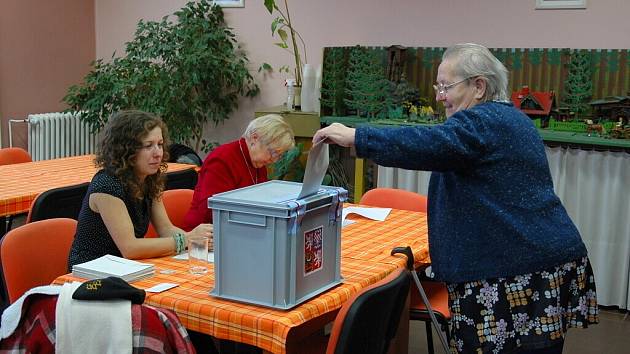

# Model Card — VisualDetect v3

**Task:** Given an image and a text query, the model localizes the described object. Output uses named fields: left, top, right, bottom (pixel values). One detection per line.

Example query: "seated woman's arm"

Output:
left=90, top=193, right=180, bottom=259
left=150, top=197, right=213, bottom=245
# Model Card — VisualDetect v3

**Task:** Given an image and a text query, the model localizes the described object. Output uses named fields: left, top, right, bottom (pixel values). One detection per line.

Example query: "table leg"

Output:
left=354, top=157, right=365, bottom=202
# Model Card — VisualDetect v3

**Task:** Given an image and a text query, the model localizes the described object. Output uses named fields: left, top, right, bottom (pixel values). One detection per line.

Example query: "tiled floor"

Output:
left=409, top=307, right=629, bottom=353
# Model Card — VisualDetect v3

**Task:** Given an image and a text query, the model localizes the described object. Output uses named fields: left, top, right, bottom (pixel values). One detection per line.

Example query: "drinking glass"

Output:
left=188, top=236, right=208, bottom=275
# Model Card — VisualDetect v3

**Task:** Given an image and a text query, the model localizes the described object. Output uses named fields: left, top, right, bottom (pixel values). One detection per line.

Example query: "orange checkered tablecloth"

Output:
left=0, top=155, right=196, bottom=217
left=55, top=208, right=429, bottom=354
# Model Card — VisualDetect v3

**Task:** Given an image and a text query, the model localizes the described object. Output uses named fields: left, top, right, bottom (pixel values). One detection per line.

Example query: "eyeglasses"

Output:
left=267, top=147, right=284, bottom=160
left=433, top=76, right=476, bottom=96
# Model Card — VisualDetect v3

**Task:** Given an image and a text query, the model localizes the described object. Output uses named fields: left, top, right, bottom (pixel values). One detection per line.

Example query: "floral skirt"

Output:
left=446, top=256, right=598, bottom=354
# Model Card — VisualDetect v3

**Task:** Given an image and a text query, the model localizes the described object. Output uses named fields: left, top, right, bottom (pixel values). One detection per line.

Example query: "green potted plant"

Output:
left=63, top=0, right=259, bottom=152
left=261, top=0, right=307, bottom=87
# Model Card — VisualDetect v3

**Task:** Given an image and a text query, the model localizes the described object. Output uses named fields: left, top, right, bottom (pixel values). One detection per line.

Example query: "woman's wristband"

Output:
left=172, top=232, right=185, bottom=254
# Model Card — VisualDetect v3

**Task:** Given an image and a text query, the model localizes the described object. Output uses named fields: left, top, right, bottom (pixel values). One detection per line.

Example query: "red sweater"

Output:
left=182, top=138, right=267, bottom=230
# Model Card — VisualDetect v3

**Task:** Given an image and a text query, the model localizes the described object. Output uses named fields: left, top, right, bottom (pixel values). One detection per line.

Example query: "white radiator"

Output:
left=27, top=112, right=97, bottom=161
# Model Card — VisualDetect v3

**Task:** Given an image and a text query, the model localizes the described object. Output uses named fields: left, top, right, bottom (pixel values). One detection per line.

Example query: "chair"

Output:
left=360, top=188, right=450, bottom=354
left=0, top=291, right=196, bottom=352
left=0, top=147, right=32, bottom=166
left=299, top=247, right=413, bottom=354
left=324, top=267, right=411, bottom=354
left=0, top=218, right=77, bottom=303
left=145, top=189, right=195, bottom=238
left=360, top=187, right=428, bottom=213
left=165, top=168, right=198, bottom=190
left=409, top=280, right=451, bottom=354
left=26, top=182, right=90, bottom=223
left=169, top=143, right=202, bottom=166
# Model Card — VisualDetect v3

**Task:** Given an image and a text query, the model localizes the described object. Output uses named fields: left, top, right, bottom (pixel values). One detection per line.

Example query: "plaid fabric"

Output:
left=0, top=155, right=196, bottom=217
left=55, top=207, right=429, bottom=354
left=0, top=294, right=196, bottom=353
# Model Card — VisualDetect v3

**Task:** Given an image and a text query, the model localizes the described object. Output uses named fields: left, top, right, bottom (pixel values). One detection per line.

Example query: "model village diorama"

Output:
left=319, top=46, right=630, bottom=140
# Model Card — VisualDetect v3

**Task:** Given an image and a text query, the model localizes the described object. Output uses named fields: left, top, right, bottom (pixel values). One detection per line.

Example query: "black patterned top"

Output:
left=68, top=170, right=151, bottom=269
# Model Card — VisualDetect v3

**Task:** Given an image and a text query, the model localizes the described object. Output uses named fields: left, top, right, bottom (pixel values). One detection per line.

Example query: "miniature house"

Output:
left=589, top=95, right=630, bottom=124
left=511, top=86, right=557, bottom=126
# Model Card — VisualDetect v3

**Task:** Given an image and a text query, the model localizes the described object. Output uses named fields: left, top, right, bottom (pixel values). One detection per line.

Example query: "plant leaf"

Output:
left=277, top=28, right=288, bottom=43
left=264, top=0, right=275, bottom=14
left=271, top=17, right=281, bottom=35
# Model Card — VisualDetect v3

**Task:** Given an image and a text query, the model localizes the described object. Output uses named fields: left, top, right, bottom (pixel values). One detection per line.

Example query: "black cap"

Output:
left=72, top=277, right=146, bottom=304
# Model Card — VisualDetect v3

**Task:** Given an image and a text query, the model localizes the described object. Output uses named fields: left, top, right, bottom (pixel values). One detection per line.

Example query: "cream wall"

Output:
left=0, top=0, right=95, bottom=148
left=95, top=0, right=630, bottom=146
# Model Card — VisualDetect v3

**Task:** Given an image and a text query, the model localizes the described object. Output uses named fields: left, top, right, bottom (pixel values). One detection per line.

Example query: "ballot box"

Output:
left=208, top=180, right=347, bottom=309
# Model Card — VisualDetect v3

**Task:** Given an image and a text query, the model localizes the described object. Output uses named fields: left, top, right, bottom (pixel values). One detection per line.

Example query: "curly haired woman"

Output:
left=68, top=110, right=212, bottom=268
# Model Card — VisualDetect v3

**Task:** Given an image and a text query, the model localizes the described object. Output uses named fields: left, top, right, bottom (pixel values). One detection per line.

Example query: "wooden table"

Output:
left=0, top=155, right=196, bottom=217
left=55, top=207, right=430, bottom=354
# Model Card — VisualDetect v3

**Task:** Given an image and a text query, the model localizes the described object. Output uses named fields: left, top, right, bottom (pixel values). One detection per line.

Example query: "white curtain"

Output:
left=378, top=146, right=630, bottom=308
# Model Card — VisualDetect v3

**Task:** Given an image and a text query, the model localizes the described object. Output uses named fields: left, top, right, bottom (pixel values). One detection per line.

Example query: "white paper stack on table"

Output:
left=71, top=255, right=154, bottom=282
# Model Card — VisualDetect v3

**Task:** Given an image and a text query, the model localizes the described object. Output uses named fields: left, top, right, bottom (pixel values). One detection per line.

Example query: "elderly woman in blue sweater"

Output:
left=314, top=43, right=598, bottom=354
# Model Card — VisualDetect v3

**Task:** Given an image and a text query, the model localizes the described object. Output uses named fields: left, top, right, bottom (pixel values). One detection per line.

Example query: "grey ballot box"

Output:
left=208, top=180, right=347, bottom=309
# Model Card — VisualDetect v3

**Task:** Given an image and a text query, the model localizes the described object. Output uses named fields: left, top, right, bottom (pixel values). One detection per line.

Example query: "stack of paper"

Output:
left=72, top=255, right=154, bottom=282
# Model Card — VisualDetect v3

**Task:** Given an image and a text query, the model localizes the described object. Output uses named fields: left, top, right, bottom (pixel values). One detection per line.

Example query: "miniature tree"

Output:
left=563, top=50, right=592, bottom=120
left=344, top=47, right=390, bottom=119
left=511, top=51, right=523, bottom=71
left=529, top=48, right=542, bottom=66
left=392, top=74, right=420, bottom=115
left=320, top=47, right=347, bottom=116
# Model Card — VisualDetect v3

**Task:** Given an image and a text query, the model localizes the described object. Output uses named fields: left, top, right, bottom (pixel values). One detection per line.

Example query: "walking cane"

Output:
left=392, top=246, right=450, bottom=353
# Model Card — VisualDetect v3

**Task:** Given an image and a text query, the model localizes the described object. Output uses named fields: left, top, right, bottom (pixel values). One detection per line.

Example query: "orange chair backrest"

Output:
left=162, top=189, right=194, bottom=229
left=0, top=147, right=32, bottom=166
left=360, top=188, right=428, bottom=213
left=0, top=218, right=77, bottom=303
left=145, top=189, right=194, bottom=238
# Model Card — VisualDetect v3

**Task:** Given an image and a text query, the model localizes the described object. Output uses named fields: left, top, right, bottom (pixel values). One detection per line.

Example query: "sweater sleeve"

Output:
left=355, top=110, right=488, bottom=172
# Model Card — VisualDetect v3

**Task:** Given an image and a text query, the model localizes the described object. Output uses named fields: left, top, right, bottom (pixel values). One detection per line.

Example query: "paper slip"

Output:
left=342, top=206, right=392, bottom=224
left=298, top=139, right=329, bottom=199
left=145, top=283, right=179, bottom=293
left=342, top=219, right=356, bottom=228
left=173, top=252, right=214, bottom=263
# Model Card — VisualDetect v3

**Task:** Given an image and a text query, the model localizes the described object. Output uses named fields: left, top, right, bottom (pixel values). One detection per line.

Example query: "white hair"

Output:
left=443, top=43, right=509, bottom=102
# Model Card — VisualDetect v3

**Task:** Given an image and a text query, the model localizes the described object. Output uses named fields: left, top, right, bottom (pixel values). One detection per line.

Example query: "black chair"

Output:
left=327, top=254, right=410, bottom=354
left=301, top=247, right=412, bottom=354
left=27, top=182, right=90, bottom=223
left=165, top=168, right=198, bottom=190
left=169, top=143, right=202, bottom=167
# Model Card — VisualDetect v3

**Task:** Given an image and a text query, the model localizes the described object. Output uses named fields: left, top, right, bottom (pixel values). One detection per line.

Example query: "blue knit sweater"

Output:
left=355, top=101, right=587, bottom=283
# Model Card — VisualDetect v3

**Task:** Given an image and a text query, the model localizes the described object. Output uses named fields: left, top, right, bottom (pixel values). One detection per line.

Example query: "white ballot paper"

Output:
left=342, top=206, right=392, bottom=225
left=298, top=140, right=329, bottom=199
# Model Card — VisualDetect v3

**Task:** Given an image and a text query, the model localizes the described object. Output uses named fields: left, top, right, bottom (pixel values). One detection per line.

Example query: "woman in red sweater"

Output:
left=183, top=114, right=294, bottom=231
